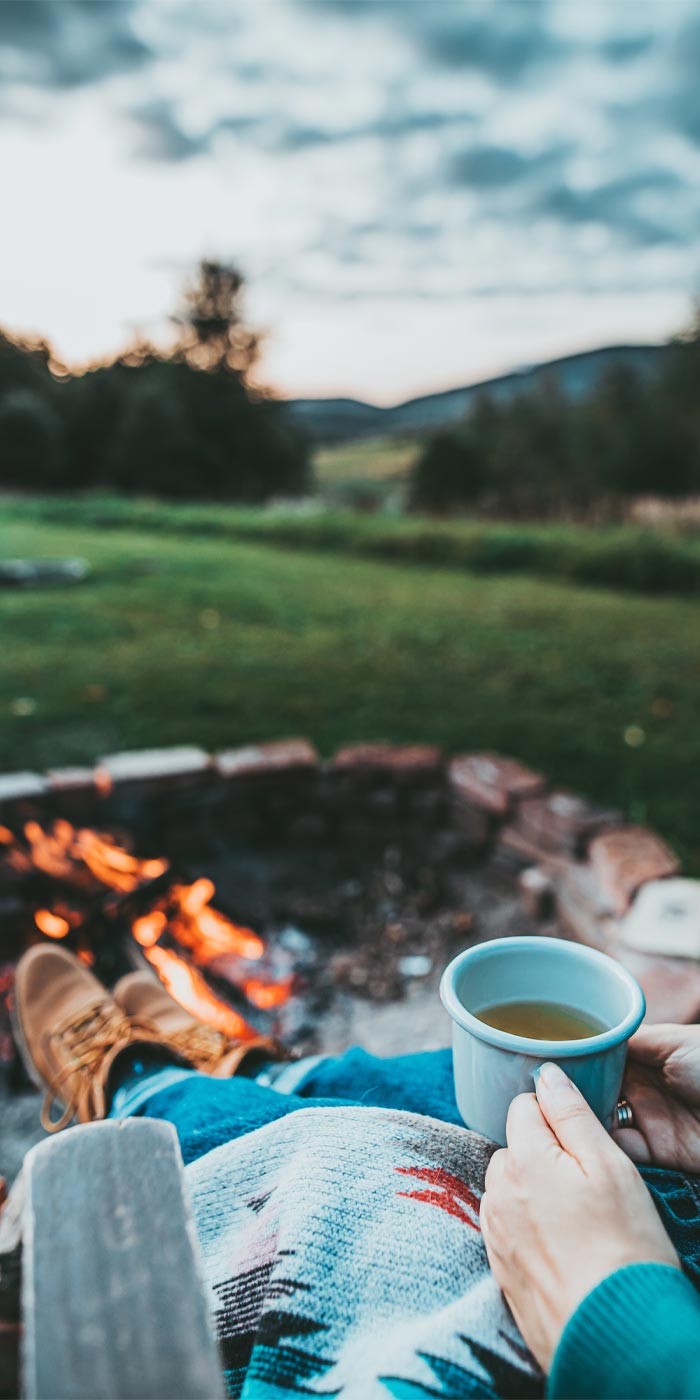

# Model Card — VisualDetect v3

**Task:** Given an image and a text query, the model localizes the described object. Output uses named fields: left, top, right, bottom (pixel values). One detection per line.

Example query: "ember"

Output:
left=0, top=818, right=292, bottom=1041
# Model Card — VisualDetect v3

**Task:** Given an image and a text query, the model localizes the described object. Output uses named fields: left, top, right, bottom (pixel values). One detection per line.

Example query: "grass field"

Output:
left=314, top=436, right=419, bottom=494
left=4, top=493, right=700, bottom=597
left=2, top=500, right=699, bottom=871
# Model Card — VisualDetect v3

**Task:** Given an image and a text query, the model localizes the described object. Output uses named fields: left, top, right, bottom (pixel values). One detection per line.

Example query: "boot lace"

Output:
left=42, top=1001, right=139, bottom=1133
left=166, top=1023, right=233, bottom=1072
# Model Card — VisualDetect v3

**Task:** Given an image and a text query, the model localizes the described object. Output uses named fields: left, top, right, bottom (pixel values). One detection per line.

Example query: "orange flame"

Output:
left=132, top=910, right=167, bottom=948
left=22, top=819, right=169, bottom=892
left=143, top=945, right=254, bottom=1040
left=166, top=883, right=264, bottom=963
left=78, top=829, right=168, bottom=891
left=0, top=825, right=15, bottom=844
left=34, top=909, right=70, bottom=939
left=243, top=977, right=294, bottom=1010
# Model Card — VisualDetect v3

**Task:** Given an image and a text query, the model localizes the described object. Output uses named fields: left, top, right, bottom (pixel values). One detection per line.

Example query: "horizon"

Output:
left=1, top=1, right=698, bottom=403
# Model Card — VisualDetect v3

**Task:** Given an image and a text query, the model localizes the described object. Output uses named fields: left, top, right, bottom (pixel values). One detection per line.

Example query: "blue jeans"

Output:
left=110, top=1046, right=700, bottom=1284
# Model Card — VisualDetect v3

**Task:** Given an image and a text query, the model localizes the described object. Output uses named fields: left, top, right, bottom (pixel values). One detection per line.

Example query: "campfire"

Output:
left=0, top=819, right=294, bottom=1047
left=5, top=736, right=644, bottom=1081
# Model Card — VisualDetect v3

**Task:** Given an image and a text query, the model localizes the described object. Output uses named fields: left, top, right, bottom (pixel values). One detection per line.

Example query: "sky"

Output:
left=0, top=0, right=699, bottom=404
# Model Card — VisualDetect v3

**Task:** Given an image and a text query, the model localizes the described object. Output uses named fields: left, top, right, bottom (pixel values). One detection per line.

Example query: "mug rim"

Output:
left=440, top=935, right=646, bottom=1057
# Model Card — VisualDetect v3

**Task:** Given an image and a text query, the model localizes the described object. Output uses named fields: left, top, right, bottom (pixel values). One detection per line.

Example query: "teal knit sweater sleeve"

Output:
left=548, top=1263, right=700, bottom=1400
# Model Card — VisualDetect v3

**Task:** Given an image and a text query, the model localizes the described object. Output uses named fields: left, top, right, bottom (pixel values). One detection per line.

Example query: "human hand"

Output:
left=480, top=1062, right=680, bottom=1373
left=612, top=1022, right=700, bottom=1172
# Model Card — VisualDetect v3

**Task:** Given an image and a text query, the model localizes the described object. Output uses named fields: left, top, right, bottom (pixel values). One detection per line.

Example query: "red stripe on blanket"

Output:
left=394, top=1165, right=481, bottom=1230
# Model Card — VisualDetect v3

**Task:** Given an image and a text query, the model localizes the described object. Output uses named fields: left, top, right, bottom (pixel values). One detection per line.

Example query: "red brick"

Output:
left=448, top=752, right=545, bottom=817
left=515, top=791, right=622, bottom=856
left=215, top=738, right=319, bottom=781
left=588, top=825, right=680, bottom=915
left=548, top=857, right=618, bottom=949
left=330, top=743, right=443, bottom=784
left=46, top=767, right=97, bottom=795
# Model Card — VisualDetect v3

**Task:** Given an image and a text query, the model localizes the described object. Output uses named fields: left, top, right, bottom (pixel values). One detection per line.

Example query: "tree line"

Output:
left=411, top=313, right=700, bottom=518
left=0, top=261, right=310, bottom=501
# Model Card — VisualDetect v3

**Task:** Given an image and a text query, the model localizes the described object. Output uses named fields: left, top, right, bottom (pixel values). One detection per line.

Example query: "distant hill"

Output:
left=287, top=343, right=669, bottom=444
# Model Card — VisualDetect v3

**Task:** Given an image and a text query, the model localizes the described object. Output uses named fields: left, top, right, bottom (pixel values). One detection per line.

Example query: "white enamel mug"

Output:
left=440, top=936, right=645, bottom=1146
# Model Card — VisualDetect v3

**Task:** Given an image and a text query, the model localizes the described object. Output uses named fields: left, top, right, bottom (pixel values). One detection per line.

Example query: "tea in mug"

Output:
left=475, top=999, right=606, bottom=1040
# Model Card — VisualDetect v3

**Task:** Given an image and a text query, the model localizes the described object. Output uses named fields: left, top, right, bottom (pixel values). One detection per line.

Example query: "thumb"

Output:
left=535, top=1062, right=613, bottom=1164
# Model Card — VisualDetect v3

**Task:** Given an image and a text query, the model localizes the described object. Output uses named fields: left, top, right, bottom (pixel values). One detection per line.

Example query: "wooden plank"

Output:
left=22, top=1119, right=225, bottom=1400
left=0, top=1172, right=23, bottom=1400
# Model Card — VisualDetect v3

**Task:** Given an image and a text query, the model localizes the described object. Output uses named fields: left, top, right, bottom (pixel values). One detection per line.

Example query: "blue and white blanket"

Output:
left=113, top=1047, right=700, bottom=1399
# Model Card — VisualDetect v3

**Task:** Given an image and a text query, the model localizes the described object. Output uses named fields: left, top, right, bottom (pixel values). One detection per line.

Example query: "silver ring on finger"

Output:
left=616, top=1099, right=634, bottom=1129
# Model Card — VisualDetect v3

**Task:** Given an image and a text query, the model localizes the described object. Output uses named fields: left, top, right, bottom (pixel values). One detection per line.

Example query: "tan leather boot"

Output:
left=12, top=944, right=165, bottom=1133
left=113, top=971, right=282, bottom=1077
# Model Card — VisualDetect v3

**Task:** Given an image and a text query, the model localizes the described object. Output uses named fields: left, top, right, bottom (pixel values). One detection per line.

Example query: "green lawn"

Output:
left=1, top=506, right=698, bottom=871
left=314, top=436, right=419, bottom=491
left=4, top=493, right=700, bottom=596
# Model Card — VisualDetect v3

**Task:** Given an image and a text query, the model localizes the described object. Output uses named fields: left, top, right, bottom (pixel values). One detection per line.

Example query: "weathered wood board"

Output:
left=22, top=1118, right=225, bottom=1399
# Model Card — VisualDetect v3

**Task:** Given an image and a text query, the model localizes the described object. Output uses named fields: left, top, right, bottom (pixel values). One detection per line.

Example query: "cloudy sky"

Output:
left=0, top=0, right=699, bottom=403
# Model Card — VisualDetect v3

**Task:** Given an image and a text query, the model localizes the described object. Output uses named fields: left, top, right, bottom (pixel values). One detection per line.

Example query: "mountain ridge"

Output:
left=286, top=342, right=669, bottom=443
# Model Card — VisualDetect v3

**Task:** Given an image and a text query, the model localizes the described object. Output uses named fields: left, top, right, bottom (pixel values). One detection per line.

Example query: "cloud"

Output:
left=450, top=142, right=571, bottom=191
left=128, top=99, right=212, bottom=162
left=128, top=100, right=260, bottom=163
left=274, top=106, right=475, bottom=155
left=0, top=0, right=150, bottom=89
left=307, top=0, right=565, bottom=83
left=602, top=33, right=655, bottom=64
left=408, top=5, right=565, bottom=81
left=668, top=16, right=700, bottom=145
left=533, top=171, right=687, bottom=248
left=0, top=0, right=699, bottom=375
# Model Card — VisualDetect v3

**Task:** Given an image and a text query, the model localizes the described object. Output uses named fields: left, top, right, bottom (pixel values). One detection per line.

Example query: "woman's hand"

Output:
left=612, top=1023, right=700, bottom=1172
left=480, top=1063, right=679, bottom=1373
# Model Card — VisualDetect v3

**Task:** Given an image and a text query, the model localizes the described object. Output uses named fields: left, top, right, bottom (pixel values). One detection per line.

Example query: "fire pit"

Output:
left=2, top=737, right=698, bottom=1400
left=1, top=737, right=696, bottom=1117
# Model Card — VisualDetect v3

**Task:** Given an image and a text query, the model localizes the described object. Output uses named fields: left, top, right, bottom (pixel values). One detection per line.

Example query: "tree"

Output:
left=53, top=259, right=311, bottom=500
left=105, top=374, right=208, bottom=497
left=411, top=429, right=487, bottom=511
left=172, top=260, right=260, bottom=378
left=0, top=387, right=63, bottom=488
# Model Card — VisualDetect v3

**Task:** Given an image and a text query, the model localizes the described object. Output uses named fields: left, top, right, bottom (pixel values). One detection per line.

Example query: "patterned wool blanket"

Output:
left=186, top=1104, right=540, bottom=1400
left=115, top=1049, right=700, bottom=1399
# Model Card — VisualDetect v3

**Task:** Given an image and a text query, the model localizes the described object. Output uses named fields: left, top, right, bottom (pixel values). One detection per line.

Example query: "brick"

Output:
left=589, top=825, right=680, bottom=916
left=615, top=948, right=700, bottom=1025
left=0, top=772, right=47, bottom=806
left=450, top=801, right=493, bottom=849
left=619, top=879, right=700, bottom=960
left=407, top=788, right=446, bottom=824
left=215, top=738, right=319, bottom=781
left=548, top=857, right=618, bottom=949
left=518, top=867, right=555, bottom=920
left=94, top=746, right=211, bottom=792
left=330, top=743, right=443, bottom=785
left=448, top=753, right=545, bottom=817
left=46, top=767, right=97, bottom=795
left=288, top=813, right=329, bottom=844
left=496, top=824, right=547, bottom=867
left=515, top=791, right=622, bottom=856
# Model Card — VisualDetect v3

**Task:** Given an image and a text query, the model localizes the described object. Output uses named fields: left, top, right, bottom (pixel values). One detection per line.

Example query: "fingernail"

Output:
left=537, top=1062, right=572, bottom=1093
